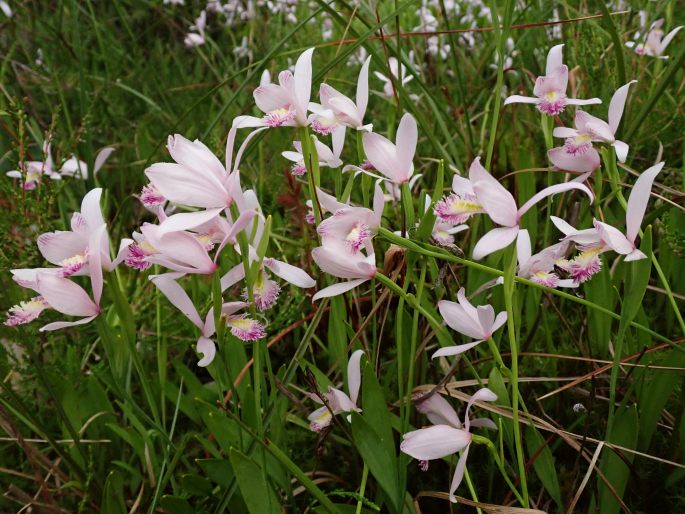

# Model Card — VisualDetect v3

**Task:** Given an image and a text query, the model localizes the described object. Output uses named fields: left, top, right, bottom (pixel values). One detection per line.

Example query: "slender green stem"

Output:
left=355, top=463, right=369, bottom=514
left=502, top=247, right=529, bottom=506
left=300, top=126, right=322, bottom=225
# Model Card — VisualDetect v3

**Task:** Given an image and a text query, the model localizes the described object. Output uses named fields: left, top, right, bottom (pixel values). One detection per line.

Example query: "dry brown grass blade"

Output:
left=566, top=442, right=605, bottom=514
left=415, top=491, right=547, bottom=513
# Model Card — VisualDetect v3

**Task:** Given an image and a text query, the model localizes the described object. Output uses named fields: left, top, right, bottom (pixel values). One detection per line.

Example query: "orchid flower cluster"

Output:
left=5, top=38, right=667, bottom=504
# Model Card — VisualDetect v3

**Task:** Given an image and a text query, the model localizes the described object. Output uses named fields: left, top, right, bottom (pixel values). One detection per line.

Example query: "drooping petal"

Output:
left=93, top=147, right=115, bottom=175
left=432, top=341, right=483, bottom=359
left=625, top=162, right=664, bottom=243
left=41, top=315, right=98, bottom=332
left=448, top=445, right=471, bottom=503
left=472, top=226, right=520, bottom=260
left=612, top=140, right=629, bottom=163
left=400, top=425, right=472, bottom=460
left=465, top=388, right=498, bottom=431
left=491, top=311, right=508, bottom=334
left=311, top=245, right=376, bottom=279
left=517, top=229, right=532, bottom=267
left=503, top=95, right=539, bottom=106
left=517, top=182, right=593, bottom=219
left=196, top=336, right=216, bottom=367
left=608, top=80, right=637, bottom=134
left=263, top=258, right=316, bottom=288
left=36, top=273, right=99, bottom=317
left=150, top=273, right=204, bottom=330
left=347, top=349, right=364, bottom=405
left=312, top=278, right=369, bottom=301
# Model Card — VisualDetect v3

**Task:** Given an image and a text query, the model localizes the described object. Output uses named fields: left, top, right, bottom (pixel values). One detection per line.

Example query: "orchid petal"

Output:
left=625, top=161, right=664, bottom=243
left=449, top=445, right=471, bottom=502
left=503, top=95, right=539, bottom=106
left=612, top=140, right=629, bottom=163
left=93, top=147, right=115, bottom=175
left=150, top=273, right=204, bottom=330
left=312, top=278, right=368, bottom=301
left=347, top=349, right=364, bottom=405
left=196, top=336, right=216, bottom=367
left=400, top=425, right=471, bottom=460
left=36, top=274, right=99, bottom=317
left=545, top=44, right=564, bottom=75
left=472, top=226, right=520, bottom=260
left=356, top=56, right=371, bottom=121
left=469, top=157, right=517, bottom=226
left=608, top=81, right=637, bottom=134
left=518, top=182, right=593, bottom=219
left=263, top=258, right=316, bottom=288
left=548, top=146, right=600, bottom=173
left=158, top=208, right=223, bottom=236
left=41, top=315, right=98, bottom=332
left=395, top=113, right=417, bottom=179
left=415, top=393, right=462, bottom=429
left=432, top=341, right=483, bottom=359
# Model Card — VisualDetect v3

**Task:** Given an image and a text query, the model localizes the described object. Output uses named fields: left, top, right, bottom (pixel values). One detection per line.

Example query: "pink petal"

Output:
left=438, top=299, right=483, bottom=340
left=37, top=231, right=87, bottom=265
left=395, top=113, right=417, bottom=180
left=516, top=229, right=532, bottom=267
left=545, top=44, right=564, bottom=76
left=347, top=349, right=364, bottom=405
left=503, top=95, right=539, bottom=106
left=253, top=83, right=290, bottom=113
left=355, top=56, right=371, bottom=122
left=145, top=163, right=229, bottom=208
left=415, top=393, right=462, bottom=429
left=311, top=246, right=376, bottom=279
left=472, top=226, right=519, bottom=260
left=432, top=341, right=483, bottom=359
left=363, top=132, right=400, bottom=183
left=449, top=445, right=471, bottom=502
left=196, top=336, right=216, bottom=367
left=263, top=258, right=316, bottom=288
left=491, top=311, right=508, bottom=334
left=293, top=48, right=314, bottom=123
left=612, top=140, right=629, bottom=163
left=40, top=315, right=98, bottom=332
left=518, top=181, right=594, bottom=219
left=548, top=146, right=600, bottom=173
left=608, top=81, right=637, bottom=134
left=88, top=225, right=106, bottom=305
left=167, top=135, right=225, bottom=182
left=220, top=263, right=245, bottom=291
left=36, top=273, right=98, bottom=317
left=80, top=188, right=106, bottom=231
left=553, top=127, right=578, bottom=138
left=312, top=278, right=369, bottom=301
left=158, top=208, right=223, bottom=237
left=400, top=425, right=472, bottom=460
left=594, top=221, right=635, bottom=255
left=469, top=157, right=517, bottom=227
left=150, top=273, right=204, bottom=330
left=93, top=147, right=115, bottom=175
left=625, top=161, right=664, bottom=242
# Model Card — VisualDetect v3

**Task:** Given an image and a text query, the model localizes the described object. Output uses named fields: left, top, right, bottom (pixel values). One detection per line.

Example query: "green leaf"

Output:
left=597, top=405, right=639, bottom=514
left=101, top=470, right=126, bottom=514
left=524, top=426, right=562, bottom=509
left=159, top=495, right=194, bottom=514
left=196, top=458, right=234, bottom=488
left=620, top=226, right=652, bottom=327
left=360, top=359, right=395, bottom=460
left=180, top=473, right=213, bottom=496
left=350, top=413, right=401, bottom=514
left=229, top=448, right=280, bottom=514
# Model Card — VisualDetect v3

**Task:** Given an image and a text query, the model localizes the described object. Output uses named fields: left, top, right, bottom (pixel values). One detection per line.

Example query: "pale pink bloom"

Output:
left=184, top=11, right=206, bottom=47
left=361, top=113, right=417, bottom=184
left=553, top=162, right=664, bottom=262
left=374, top=57, right=414, bottom=98
left=312, top=56, right=372, bottom=131
left=4, top=296, right=49, bottom=327
left=432, top=220, right=467, bottom=246
left=308, top=350, right=363, bottom=431
left=125, top=222, right=218, bottom=274
left=145, top=134, right=238, bottom=209
left=547, top=143, right=600, bottom=174
left=60, top=147, right=114, bottom=180
left=468, top=157, right=593, bottom=260
left=282, top=136, right=343, bottom=176
left=401, top=388, right=497, bottom=502
left=311, top=241, right=377, bottom=301
left=552, top=81, right=636, bottom=163
left=516, top=229, right=574, bottom=288
left=220, top=255, right=316, bottom=310
left=243, top=48, right=314, bottom=127
left=432, top=288, right=507, bottom=358
left=434, top=174, right=485, bottom=224
left=151, top=272, right=255, bottom=366
left=317, top=184, right=384, bottom=253
left=6, top=141, right=61, bottom=190
left=503, top=44, right=601, bottom=115
left=626, top=19, right=682, bottom=59
left=37, top=188, right=122, bottom=276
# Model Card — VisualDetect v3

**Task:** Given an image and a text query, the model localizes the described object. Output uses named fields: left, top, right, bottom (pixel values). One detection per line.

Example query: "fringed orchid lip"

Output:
left=226, top=315, right=266, bottom=342
left=4, top=296, right=49, bottom=327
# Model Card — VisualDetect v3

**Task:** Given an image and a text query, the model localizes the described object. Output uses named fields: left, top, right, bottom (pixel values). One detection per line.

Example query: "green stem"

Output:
left=502, top=247, right=529, bottom=506
left=355, top=463, right=369, bottom=514
left=300, top=126, right=322, bottom=225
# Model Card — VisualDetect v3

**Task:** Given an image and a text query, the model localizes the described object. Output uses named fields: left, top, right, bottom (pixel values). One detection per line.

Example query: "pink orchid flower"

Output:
left=59, top=146, right=115, bottom=180
left=311, top=241, right=377, bottom=301
left=9, top=225, right=107, bottom=331
left=503, top=44, right=601, bottom=115
left=374, top=56, right=414, bottom=98
left=310, top=56, right=372, bottom=132
left=245, top=48, right=314, bottom=128
left=516, top=229, right=574, bottom=288
left=151, top=273, right=263, bottom=366
left=361, top=113, right=417, bottom=184
left=6, top=141, right=60, bottom=190
left=555, top=162, right=664, bottom=264
left=434, top=174, right=485, bottom=225
left=282, top=135, right=344, bottom=176
left=626, top=19, right=682, bottom=59
left=184, top=10, right=206, bottom=47
left=37, top=188, right=123, bottom=277
left=308, top=350, right=363, bottom=431
left=401, top=388, right=497, bottom=502
left=469, top=157, right=593, bottom=259
left=432, top=287, right=507, bottom=358
left=552, top=81, right=636, bottom=163
left=317, top=184, right=384, bottom=253
left=145, top=134, right=239, bottom=210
